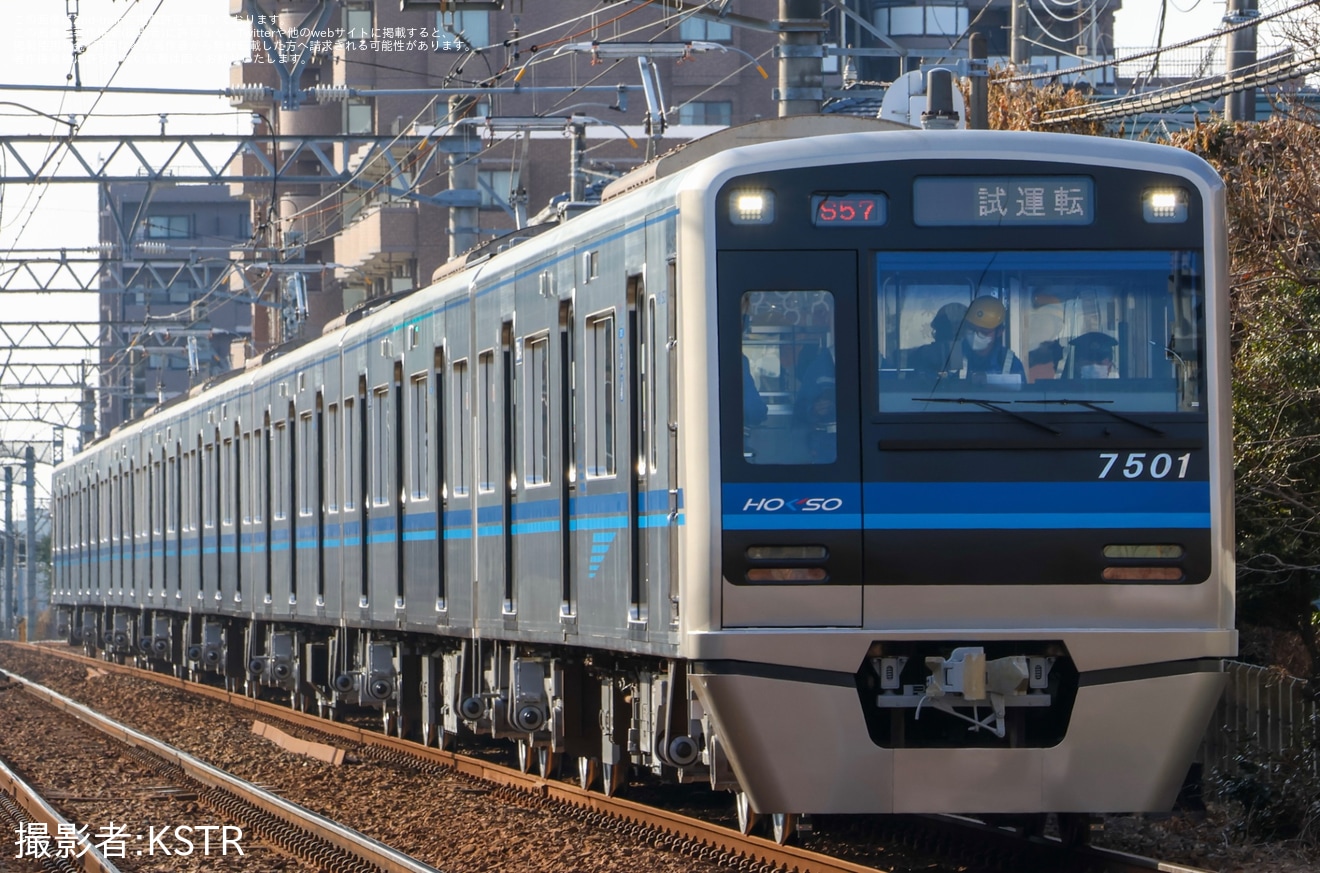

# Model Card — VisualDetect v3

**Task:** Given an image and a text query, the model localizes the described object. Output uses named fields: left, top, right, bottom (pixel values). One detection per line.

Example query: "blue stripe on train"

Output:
left=721, top=480, right=1211, bottom=530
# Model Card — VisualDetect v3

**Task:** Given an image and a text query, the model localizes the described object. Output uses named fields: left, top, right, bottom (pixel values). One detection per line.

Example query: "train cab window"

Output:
left=876, top=250, right=1205, bottom=414
left=741, top=290, right=837, bottom=465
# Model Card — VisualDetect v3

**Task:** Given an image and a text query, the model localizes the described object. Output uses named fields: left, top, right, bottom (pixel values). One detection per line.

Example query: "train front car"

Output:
left=681, top=130, right=1233, bottom=825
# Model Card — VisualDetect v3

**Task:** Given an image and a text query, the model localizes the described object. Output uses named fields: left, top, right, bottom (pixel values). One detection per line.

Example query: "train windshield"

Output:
left=875, top=250, right=1205, bottom=414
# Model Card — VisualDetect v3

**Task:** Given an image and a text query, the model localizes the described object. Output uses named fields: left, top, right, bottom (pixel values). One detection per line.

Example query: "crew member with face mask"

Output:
left=1070, top=331, right=1119, bottom=379
left=956, top=296, right=1024, bottom=380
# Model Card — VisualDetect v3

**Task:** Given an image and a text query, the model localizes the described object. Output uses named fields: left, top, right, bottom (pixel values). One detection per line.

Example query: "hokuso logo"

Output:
left=741, top=497, right=844, bottom=512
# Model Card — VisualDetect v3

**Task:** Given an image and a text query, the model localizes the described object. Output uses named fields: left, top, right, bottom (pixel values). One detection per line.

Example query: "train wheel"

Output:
left=771, top=813, right=798, bottom=846
left=516, top=740, right=534, bottom=774
left=578, top=757, right=598, bottom=791
left=735, top=792, right=760, bottom=836
left=537, top=747, right=557, bottom=779
left=601, top=762, right=628, bottom=797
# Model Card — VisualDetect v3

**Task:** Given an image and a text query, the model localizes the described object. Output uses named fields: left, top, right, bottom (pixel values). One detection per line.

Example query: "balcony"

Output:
left=335, top=202, right=419, bottom=280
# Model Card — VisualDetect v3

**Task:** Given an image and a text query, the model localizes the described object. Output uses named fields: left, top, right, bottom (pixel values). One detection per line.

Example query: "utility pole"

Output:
left=969, top=32, right=989, bottom=130
left=25, top=447, right=37, bottom=634
left=1224, top=0, right=1259, bottom=122
left=447, top=96, right=481, bottom=261
left=3, top=467, right=12, bottom=639
left=1009, top=0, right=1026, bottom=67
left=776, top=0, right=824, bottom=116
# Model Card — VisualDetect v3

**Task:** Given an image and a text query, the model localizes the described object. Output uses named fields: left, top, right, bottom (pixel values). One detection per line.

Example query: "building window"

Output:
left=145, top=214, right=192, bottom=239
left=679, top=17, right=732, bottom=42
left=477, top=169, right=513, bottom=209
left=875, top=5, right=968, bottom=38
left=345, top=100, right=373, bottom=135
left=678, top=101, right=732, bottom=126
left=437, top=11, right=489, bottom=49
left=344, top=7, right=372, bottom=38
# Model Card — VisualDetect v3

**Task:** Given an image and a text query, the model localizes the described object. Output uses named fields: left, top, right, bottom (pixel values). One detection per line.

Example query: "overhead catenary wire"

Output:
left=1000, top=0, right=1318, bottom=84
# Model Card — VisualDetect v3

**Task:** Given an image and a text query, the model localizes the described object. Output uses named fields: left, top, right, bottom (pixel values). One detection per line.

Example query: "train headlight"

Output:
left=1143, top=188, right=1188, bottom=223
left=729, top=189, right=775, bottom=225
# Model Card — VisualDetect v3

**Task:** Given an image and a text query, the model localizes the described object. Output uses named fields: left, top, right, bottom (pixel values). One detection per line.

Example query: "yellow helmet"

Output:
left=966, top=296, right=1005, bottom=330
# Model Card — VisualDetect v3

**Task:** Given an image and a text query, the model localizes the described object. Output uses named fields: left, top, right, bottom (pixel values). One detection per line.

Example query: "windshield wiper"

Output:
left=1016, top=399, right=1165, bottom=436
left=916, top=397, right=1061, bottom=435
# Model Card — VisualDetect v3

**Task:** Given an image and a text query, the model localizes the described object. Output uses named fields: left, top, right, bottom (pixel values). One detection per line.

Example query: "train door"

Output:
left=366, top=367, right=401, bottom=622
left=716, top=251, right=863, bottom=627
left=430, top=348, right=448, bottom=619
left=324, top=400, right=342, bottom=616
left=203, top=433, right=220, bottom=605
left=474, top=323, right=515, bottom=630
left=344, top=379, right=367, bottom=617
left=626, top=274, right=650, bottom=627
left=296, top=401, right=322, bottom=618
left=221, top=426, right=240, bottom=610
left=165, top=445, right=180, bottom=598
left=403, top=361, right=439, bottom=626
left=270, top=409, right=292, bottom=611
left=443, top=305, right=475, bottom=626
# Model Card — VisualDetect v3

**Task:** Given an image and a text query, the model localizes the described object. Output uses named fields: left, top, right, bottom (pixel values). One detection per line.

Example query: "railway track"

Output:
left=3, top=642, right=1218, bottom=873
left=0, top=753, right=122, bottom=873
left=0, top=667, right=440, bottom=873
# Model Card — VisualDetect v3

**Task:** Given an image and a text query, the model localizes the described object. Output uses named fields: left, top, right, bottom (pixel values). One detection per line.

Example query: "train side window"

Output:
left=242, top=433, right=252, bottom=520
left=585, top=312, right=617, bottom=478
left=741, top=290, right=837, bottom=465
left=273, top=422, right=288, bottom=520
left=525, top=334, right=550, bottom=486
left=166, top=456, right=177, bottom=534
left=409, top=373, right=429, bottom=500
left=222, top=439, right=234, bottom=526
left=371, top=386, right=391, bottom=505
left=453, top=359, right=469, bottom=497
left=327, top=405, right=340, bottom=513
left=152, top=460, right=161, bottom=537
left=299, top=412, right=315, bottom=516
left=343, top=399, right=357, bottom=511
left=478, top=351, right=496, bottom=493
left=203, top=443, right=215, bottom=529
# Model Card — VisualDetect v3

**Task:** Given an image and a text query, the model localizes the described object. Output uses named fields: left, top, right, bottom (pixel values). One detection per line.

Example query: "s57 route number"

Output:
left=1098, top=452, right=1191, bottom=480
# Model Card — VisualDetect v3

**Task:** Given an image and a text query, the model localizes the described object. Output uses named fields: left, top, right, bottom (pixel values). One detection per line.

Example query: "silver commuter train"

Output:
left=52, top=118, right=1234, bottom=841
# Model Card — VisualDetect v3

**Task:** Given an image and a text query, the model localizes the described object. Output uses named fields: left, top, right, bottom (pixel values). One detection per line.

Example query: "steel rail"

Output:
left=0, top=755, right=123, bottom=873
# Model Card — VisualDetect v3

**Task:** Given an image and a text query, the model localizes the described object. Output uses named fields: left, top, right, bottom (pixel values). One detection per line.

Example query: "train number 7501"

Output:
left=1098, top=452, right=1191, bottom=480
